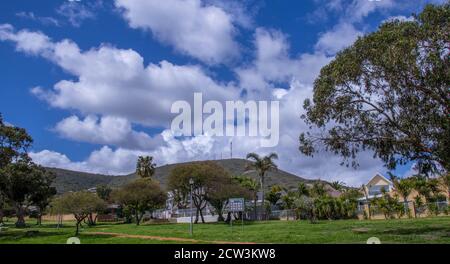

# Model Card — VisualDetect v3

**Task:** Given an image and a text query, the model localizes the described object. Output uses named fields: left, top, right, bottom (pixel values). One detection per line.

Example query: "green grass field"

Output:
left=1, top=217, right=449, bottom=244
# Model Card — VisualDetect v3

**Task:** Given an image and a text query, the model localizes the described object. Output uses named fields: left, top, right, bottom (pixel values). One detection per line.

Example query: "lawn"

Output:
left=0, top=217, right=449, bottom=244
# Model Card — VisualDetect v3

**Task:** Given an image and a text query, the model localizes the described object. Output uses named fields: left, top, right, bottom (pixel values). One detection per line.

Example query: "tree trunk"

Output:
left=216, top=205, right=224, bottom=222
left=0, top=209, right=4, bottom=224
left=225, top=212, right=231, bottom=223
left=36, top=213, right=42, bottom=226
left=194, top=208, right=199, bottom=224
left=135, top=211, right=141, bottom=226
left=199, top=208, right=205, bottom=223
left=75, top=220, right=81, bottom=236
left=87, top=213, right=97, bottom=226
left=15, top=205, right=26, bottom=228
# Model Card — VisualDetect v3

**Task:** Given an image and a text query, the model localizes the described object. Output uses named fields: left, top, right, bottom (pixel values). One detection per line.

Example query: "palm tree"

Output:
left=310, top=181, right=327, bottom=198
left=330, top=181, right=346, bottom=192
left=233, top=176, right=259, bottom=220
left=136, top=156, right=156, bottom=179
left=297, top=182, right=310, bottom=197
left=246, top=152, right=278, bottom=217
left=389, top=173, right=413, bottom=217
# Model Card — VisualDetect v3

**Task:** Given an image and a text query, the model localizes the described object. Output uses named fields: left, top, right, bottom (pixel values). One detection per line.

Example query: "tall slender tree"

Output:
left=246, top=152, right=278, bottom=216
left=389, top=173, right=413, bottom=217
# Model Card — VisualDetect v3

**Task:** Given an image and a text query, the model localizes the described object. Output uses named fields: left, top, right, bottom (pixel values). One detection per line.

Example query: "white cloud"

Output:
left=2, top=23, right=387, bottom=186
left=346, top=0, right=395, bottom=22
left=0, top=24, right=53, bottom=55
left=0, top=25, right=240, bottom=127
left=30, top=147, right=151, bottom=175
left=16, top=12, right=60, bottom=27
left=56, top=1, right=98, bottom=27
left=315, top=23, right=363, bottom=55
left=236, top=27, right=332, bottom=93
left=54, top=115, right=162, bottom=150
left=114, top=0, right=240, bottom=64
left=382, top=15, right=415, bottom=23
left=310, top=0, right=397, bottom=24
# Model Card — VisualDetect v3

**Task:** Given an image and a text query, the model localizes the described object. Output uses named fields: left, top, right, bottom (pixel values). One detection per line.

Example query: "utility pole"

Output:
left=230, top=141, right=233, bottom=159
left=189, top=178, right=194, bottom=236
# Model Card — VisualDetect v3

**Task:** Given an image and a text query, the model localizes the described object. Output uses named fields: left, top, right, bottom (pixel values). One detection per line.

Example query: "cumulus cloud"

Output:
left=115, top=0, right=240, bottom=64
left=236, top=28, right=331, bottom=94
left=0, top=24, right=240, bottom=127
left=315, top=23, right=363, bottom=55
left=54, top=115, right=162, bottom=150
left=232, top=24, right=384, bottom=185
left=2, top=22, right=387, bottom=185
left=30, top=147, right=152, bottom=175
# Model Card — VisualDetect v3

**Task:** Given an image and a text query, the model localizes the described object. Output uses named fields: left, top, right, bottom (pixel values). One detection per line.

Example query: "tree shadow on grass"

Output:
left=0, top=230, right=63, bottom=240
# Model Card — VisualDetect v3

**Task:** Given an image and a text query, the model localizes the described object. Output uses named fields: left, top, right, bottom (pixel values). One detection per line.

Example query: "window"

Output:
left=368, top=185, right=389, bottom=196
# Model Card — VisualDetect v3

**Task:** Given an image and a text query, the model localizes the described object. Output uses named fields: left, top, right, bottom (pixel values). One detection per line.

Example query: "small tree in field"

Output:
left=52, top=191, right=106, bottom=236
left=206, top=177, right=251, bottom=222
left=112, top=179, right=166, bottom=225
left=1, top=159, right=56, bottom=227
left=29, top=168, right=57, bottom=225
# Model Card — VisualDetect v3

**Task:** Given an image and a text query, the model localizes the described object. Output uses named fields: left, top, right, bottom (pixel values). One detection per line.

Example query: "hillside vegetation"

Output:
left=48, top=159, right=319, bottom=193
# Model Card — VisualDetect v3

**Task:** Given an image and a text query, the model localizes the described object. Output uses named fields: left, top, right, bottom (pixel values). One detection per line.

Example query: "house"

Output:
left=357, top=173, right=449, bottom=219
left=361, top=173, right=393, bottom=199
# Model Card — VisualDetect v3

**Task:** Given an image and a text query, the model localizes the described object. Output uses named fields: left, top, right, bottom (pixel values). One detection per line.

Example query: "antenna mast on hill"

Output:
left=230, top=141, right=233, bottom=159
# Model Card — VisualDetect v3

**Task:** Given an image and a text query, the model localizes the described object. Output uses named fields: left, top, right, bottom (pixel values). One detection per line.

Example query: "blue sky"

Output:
left=0, top=0, right=442, bottom=185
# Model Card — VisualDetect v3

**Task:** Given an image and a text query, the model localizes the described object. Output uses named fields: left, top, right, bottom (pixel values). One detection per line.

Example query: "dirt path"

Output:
left=87, top=231, right=256, bottom=244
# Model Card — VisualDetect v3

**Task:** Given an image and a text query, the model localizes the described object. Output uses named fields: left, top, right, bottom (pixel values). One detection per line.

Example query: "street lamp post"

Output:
left=189, top=178, right=194, bottom=236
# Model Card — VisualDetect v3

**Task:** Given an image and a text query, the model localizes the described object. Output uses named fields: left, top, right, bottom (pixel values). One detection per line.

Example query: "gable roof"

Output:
left=367, top=173, right=392, bottom=187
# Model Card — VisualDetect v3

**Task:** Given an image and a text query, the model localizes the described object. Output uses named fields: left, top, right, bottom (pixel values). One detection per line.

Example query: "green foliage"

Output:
left=266, top=185, right=283, bottom=206
left=96, top=184, right=112, bottom=201
left=297, top=182, right=310, bottom=197
left=0, top=113, right=33, bottom=169
left=299, top=3, right=450, bottom=175
left=136, top=156, right=156, bottom=179
left=112, top=179, right=166, bottom=225
left=233, top=176, right=259, bottom=219
left=207, top=176, right=252, bottom=222
left=0, top=114, right=56, bottom=227
left=280, top=192, right=296, bottom=210
left=51, top=191, right=106, bottom=235
left=373, top=192, right=405, bottom=220
left=330, top=181, right=346, bottom=191
left=246, top=152, right=278, bottom=205
left=168, top=161, right=238, bottom=223
left=310, top=182, right=327, bottom=198
left=1, top=159, right=56, bottom=227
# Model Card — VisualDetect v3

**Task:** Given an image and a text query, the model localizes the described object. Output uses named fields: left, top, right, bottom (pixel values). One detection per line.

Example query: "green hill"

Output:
left=48, top=158, right=320, bottom=193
